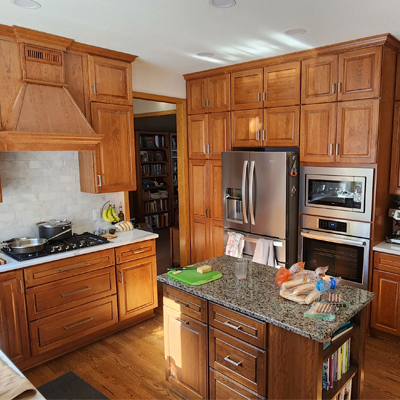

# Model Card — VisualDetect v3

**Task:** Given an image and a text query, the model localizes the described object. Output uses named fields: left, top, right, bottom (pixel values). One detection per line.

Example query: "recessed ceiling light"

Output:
left=10, top=0, right=41, bottom=9
left=208, top=0, right=236, bottom=8
left=196, top=52, right=215, bottom=57
left=284, top=28, right=306, bottom=36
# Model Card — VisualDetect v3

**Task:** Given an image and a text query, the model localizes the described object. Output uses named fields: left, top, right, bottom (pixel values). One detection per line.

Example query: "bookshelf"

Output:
left=170, top=133, right=179, bottom=226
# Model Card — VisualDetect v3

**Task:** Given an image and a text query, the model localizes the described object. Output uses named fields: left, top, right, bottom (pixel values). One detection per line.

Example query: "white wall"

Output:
left=0, top=152, right=124, bottom=242
left=133, top=99, right=176, bottom=114
left=132, top=59, right=186, bottom=99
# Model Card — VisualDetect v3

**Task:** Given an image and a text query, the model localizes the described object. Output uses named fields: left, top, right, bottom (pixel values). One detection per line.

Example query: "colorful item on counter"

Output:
left=225, top=231, right=245, bottom=258
left=316, top=277, right=342, bottom=292
left=304, top=302, right=337, bottom=321
left=167, top=269, right=222, bottom=286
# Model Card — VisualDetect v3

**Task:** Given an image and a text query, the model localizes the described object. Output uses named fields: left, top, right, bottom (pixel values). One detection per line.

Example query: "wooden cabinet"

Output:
left=117, top=255, right=157, bottom=321
left=163, top=305, right=208, bottom=400
left=300, top=99, right=379, bottom=163
left=232, top=109, right=263, bottom=148
left=371, top=252, right=400, bottom=337
left=80, top=103, right=136, bottom=193
left=302, top=47, right=381, bottom=105
left=231, top=69, right=263, bottom=111
left=187, top=74, right=230, bottom=114
left=263, top=106, right=300, bottom=147
left=263, top=61, right=300, bottom=107
left=390, top=103, right=400, bottom=195
left=189, top=159, right=223, bottom=263
left=188, top=113, right=231, bottom=160
left=88, top=55, right=132, bottom=106
left=0, top=270, right=30, bottom=365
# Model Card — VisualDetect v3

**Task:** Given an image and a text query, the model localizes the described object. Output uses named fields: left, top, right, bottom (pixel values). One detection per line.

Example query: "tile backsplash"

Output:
left=0, top=152, right=124, bottom=241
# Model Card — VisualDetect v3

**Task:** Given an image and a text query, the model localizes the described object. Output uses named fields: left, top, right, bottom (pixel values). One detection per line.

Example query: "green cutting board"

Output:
left=167, top=269, right=222, bottom=286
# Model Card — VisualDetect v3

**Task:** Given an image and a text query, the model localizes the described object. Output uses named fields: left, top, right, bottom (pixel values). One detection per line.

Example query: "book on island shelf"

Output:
left=323, top=321, right=355, bottom=350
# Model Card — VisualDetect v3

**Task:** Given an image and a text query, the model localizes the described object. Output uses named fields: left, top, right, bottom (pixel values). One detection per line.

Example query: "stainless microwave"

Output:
left=300, top=167, right=374, bottom=222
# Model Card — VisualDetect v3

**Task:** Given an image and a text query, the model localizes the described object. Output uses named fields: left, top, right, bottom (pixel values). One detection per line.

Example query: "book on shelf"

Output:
left=332, top=321, right=355, bottom=341
left=140, top=151, right=148, bottom=162
left=332, top=379, right=352, bottom=400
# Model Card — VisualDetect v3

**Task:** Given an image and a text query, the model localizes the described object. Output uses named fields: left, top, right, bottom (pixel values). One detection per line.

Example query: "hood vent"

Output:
left=0, top=39, right=103, bottom=151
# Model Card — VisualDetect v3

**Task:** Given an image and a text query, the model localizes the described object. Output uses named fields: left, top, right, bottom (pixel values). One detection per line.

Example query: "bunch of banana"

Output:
left=102, top=205, right=120, bottom=224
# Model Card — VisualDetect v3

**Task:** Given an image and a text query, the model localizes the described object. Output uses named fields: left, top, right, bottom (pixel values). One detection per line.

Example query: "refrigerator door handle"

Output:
left=249, top=160, right=256, bottom=225
left=242, top=160, right=248, bottom=224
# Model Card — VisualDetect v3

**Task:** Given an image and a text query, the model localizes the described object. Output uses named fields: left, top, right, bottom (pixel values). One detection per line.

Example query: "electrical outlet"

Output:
left=93, top=209, right=101, bottom=222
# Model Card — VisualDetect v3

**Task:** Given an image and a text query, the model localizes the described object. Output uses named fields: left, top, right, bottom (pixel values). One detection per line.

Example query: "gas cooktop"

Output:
left=2, top=232, right=109, bottom=262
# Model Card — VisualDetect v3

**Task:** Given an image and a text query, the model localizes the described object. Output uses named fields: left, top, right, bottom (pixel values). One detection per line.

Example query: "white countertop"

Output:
left=0, top=229, right=159, bottom=273
left=373, top=241, right=400, bottom=256
left=0, top=350, right=45, bottom=400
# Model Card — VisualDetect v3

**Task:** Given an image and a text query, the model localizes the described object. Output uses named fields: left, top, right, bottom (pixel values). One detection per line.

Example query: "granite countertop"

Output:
left=373, top=241, right=400, bottom=256
left=0, top=229, right=158, bottom=274
left=157, top=255, right=375, bottom=342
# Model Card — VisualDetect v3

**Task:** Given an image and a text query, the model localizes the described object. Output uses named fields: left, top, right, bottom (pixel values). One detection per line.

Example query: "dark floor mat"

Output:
left=37, top=371, right=108, bottom=400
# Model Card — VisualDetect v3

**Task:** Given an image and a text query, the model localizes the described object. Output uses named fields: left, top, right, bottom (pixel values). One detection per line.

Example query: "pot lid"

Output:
left=37, top=219, right=72, bottom=228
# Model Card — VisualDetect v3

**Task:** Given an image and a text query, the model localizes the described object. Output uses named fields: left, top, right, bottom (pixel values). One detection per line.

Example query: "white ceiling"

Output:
left=2, top=0, right=400, bottom=76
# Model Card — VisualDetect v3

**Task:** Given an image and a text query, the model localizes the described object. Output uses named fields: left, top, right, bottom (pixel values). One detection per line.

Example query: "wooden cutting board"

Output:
left=167, top=269, right=222, bottom=286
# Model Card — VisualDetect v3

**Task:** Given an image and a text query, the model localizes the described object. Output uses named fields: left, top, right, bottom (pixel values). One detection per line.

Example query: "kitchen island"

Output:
left=158, top=255, right=375, bottom=400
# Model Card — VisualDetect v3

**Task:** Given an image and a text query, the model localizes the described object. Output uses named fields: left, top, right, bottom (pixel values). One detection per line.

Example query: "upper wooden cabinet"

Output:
left=302, top=47, right=382, bottom=104
left=232, top=109, right=263, bottom=147
left=0, top=270, right=30, bottom=366
left=187, top=74, right=230, bottom=114
left=263, top=61, right=301, bottom=107
left=79, top=103, right=136, bottom=193
left=390, top=103, right=400, bottom=195
left=263, top=106, right=300, bottom=147
left=188, top=113, right=231, bottom=159
left=231, top=69, right=263, bottom=111
left=88, top=55, right=132, bottom=106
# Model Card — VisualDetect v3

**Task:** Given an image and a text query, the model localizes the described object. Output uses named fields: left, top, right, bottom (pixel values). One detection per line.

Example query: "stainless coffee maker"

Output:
left=387, top=208, right=400, bottom=244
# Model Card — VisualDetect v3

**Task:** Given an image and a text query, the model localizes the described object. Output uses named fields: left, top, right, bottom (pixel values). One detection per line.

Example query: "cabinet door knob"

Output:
left=336, top=143, right=339, bottom=156
left=256, top=130, right=260, bottom=141
left=207, top=144, right=210, bottom=154
left=262, top=130, right=265, bottom=141
left=332, top=83, right=336, bottom=94
left=330, top=144, right=333, bottom=156
left=97, top=175, right=102, bottom=187
left=93, top=84, right=96, bottom=94
left=257, top=92, right=260, bottom=102
left=262, top=92, right=266, bottom=101
left=18, top=279, right=23, bottom=294
left=203, top=99, right=206, bottom=108
left=338, top=82, right=342, bottom=93
left=207, top=99, right=210, bottom=107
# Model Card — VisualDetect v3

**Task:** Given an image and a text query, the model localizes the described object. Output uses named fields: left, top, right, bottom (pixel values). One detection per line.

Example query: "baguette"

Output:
left=292, top=283, right=315, bottom=296
left=280, top=290, right=307, bottom=303
left=281, top=279, right=304, bottom=289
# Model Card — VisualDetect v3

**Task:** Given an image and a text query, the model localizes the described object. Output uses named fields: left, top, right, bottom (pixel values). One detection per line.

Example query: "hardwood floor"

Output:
left=25, top=307, right=400, bottom=400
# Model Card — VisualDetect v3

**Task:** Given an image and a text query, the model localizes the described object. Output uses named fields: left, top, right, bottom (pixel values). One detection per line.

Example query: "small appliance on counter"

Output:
left=386, top=208, right=400, bottom=244
left=2, top=233, right=109, bottom=262
left=36, top=219, right=72, bottom=241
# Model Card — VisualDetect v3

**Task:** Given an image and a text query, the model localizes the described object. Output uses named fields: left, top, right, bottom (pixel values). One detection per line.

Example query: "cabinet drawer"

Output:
left=209, top=328, right=267, bottom=396
left=374, top=252, right=400, bottom=274
left=29, top=295, right=118, bottom=356
left=26, top=266, right=116, bottom=321
left=209, top=303, right=267, bottom=349
left=115, top=240, right=155, bottom=264
left=210, top=368, right=264, bottom=400
left=24, top=249, right=115, bottom=288
left=163, top=285, right=207, bottom=323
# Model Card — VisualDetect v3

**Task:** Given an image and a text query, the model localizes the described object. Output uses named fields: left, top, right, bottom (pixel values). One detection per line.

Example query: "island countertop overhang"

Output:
left=157, top=255, right=375, bottom=342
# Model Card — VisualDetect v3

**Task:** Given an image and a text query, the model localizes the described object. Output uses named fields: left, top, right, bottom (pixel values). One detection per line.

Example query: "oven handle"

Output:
left=300, top=231, right=367, bottom=247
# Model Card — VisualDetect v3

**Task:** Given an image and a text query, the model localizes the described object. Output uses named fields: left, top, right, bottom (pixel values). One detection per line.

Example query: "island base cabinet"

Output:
left=163, top=305, right=208, bottom=400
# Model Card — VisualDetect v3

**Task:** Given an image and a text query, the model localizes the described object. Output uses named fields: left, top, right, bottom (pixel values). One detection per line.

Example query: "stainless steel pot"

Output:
left=3, top=237, right=48, bottom=254
left=37, top=219, right=73, bottom=241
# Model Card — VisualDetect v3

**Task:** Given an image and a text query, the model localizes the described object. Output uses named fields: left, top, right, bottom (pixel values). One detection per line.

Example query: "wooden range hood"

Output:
left=0, top=27, right=103, bottom=151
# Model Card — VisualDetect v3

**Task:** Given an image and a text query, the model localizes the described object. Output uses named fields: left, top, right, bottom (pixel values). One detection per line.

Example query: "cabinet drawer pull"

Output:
left=332, top=83, right=336, bottom=94
left=175, top=317, right=189, bottom=325
left=64, top=317, right=93, bottom=330
left=18, top=279, right=23, bottom=294
left=224, top=355, right=242, bottom=367
left=224, top=320, right=242, bottom=330
left=119, top=271, right=123, bottom=284
left=175, top=300, right=189, bottom=308
left=60, top=262, right=90, bottom=272
left=131, top=249, right=145, bottom=254
left=61, top=286, right=91, bottom=297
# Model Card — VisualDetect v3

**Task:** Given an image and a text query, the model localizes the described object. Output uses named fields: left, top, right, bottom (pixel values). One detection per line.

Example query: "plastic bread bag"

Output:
left=275, top=267, right=291, bottom=287
left=303, top=302, right=337, bottom=321
left=288, top=261, right=305, bottom=275
left=280, top=283, right=320, bottom=305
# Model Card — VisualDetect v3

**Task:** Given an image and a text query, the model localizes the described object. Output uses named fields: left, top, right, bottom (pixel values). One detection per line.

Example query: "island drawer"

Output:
left=209, top=368, right=265, bottom=400
left=26, top=266, right=117, bottom=321
left=115, top=240, right=155, bottom=264
left=209, top=327, right=267, bottom=396
left=29, top=295, right=118, bottom=356
left=209, top=303, right=267, bottom=349
left=163, top=285, right=207, bottom=322
left=24, top=249, right=115, bottom=288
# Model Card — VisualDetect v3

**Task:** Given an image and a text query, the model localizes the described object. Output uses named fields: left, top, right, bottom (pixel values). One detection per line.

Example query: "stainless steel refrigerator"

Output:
left=222, top=151, right=299, bottom=267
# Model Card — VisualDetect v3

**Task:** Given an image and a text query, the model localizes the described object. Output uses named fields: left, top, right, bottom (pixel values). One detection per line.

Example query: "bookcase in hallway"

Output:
left=170, top=133, right=179, bottom=226
left=131, top=131, right=176, bottom=230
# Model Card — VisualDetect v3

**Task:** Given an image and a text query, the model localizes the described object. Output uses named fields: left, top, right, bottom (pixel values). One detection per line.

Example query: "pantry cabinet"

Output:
left=88, top=55, right=132, bottom=106
left=187, top=74, right=230, bottom=114
left=232, top=109, right=263, bottom=148
left=371, top=252, right=400, bottom=337
left=188, top=113, right=231, bottom=160
left=0, top=270, right=30, bottom=366
left=231, top=69, right=263, bottom=111
left=189, top=159, right=223, bottom=263
left=390, top=103, right=400, bottom=195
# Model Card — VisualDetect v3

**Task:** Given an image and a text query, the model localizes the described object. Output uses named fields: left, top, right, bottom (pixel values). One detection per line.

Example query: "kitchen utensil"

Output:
left=235, top=259, right=247, bottom=279
left=37, top=219, right=72, bottom=241
left=3, top=237, right=48, bottom=254
left=167, top=264, right=199, bottom=271
left=167, top=269, right=222, bottom=285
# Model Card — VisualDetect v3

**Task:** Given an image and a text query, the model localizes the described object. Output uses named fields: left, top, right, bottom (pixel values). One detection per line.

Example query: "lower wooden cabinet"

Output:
left=371, top=252, right=400, bottom=337
left=163, top=305, right=208, bottom=399
left=0, top=270, right=30, bottom=365
left=116, top=255, right=157, bottom=320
